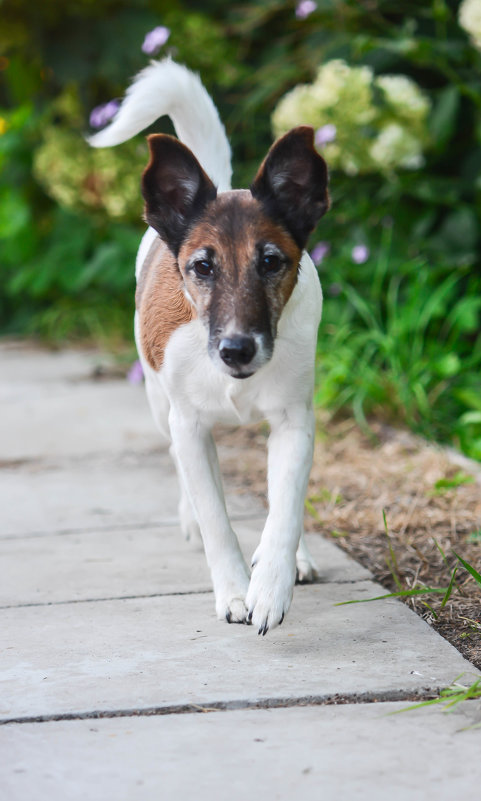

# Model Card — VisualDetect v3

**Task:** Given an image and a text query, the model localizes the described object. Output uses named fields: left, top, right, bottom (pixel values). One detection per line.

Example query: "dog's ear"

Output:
left=251, top=126, right=329, bottom=249
left=142, top=134, right=217, bottom=254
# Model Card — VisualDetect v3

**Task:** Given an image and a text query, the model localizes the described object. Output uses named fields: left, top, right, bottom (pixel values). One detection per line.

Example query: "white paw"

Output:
left=296, top=554, right=320, bottom=584
left=214, top=567, right=250, bottom=624
left=296, top=534, right=320, bottom=583
left=245, top=548, right=296, bottom=635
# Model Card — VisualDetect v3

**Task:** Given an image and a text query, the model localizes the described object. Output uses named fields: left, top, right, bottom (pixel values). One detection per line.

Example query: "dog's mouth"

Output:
left=208, top=331, right=273, bottom=380
left=231, top=370, right=254, bottom=380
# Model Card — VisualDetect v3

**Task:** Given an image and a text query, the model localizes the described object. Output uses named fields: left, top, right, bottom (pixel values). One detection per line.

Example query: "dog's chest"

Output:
left=162, top=320, right=267, bottom=425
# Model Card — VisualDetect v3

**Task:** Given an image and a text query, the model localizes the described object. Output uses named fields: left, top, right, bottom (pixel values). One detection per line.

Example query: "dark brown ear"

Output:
left=250, top=126, right=329, bottom=249
left=142, top=134, right=217, bottom=254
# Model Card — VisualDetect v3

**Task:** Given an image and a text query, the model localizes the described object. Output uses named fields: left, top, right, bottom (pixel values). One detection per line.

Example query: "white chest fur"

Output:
left=142, top=250, right=323, bottom=428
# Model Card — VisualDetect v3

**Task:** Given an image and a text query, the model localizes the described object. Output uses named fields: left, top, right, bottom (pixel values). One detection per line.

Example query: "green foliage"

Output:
left=432, top=472, right=475, bottom=494
left=33, top=90, right=147, bottom=221
left=314, top=228, right=481, bottom=459
left=1, top=0, right=481, bottom=460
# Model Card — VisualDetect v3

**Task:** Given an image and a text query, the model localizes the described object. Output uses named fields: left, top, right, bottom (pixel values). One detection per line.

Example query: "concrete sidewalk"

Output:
left=1, top=341, right=480, bottom=800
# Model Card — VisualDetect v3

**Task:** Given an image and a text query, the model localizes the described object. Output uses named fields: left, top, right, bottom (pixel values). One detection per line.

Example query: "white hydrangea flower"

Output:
left=370, top=123, right=424, bottom=171
left=312, top=61, right=375, bottom=124
left=272, top=58, right=430, bottom=175
left=272, top=85, right=320, bottom=132
left=459, top=0, right=481, bottom=50
left=375, top=75, right=430, bottom=121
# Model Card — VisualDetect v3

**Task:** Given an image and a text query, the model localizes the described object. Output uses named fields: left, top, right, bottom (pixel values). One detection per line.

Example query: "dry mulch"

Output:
left=217, top=417, right=481, bottom=670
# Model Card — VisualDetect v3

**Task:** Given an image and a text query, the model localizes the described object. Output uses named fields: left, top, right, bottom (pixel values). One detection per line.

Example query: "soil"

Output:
left=216, top=416, right=481, bottom=670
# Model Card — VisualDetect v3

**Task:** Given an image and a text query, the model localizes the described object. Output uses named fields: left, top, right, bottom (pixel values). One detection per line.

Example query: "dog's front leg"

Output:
left=246, top=405, right=315, bottom=634
left=168, top=410, right=250, bottom=623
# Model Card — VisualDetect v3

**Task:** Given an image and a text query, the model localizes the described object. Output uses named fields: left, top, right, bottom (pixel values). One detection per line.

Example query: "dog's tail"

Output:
left=87, top=58, right=232, bottom=191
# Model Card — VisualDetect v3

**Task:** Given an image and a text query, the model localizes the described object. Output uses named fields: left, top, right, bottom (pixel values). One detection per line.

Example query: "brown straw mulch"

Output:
left=217, top=417, right=481, bottom=669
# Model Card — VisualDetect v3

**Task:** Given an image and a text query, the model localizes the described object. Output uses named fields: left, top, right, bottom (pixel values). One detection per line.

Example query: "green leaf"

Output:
left=452, top=551, right=481, bottom=587
left=440, top=566, right=458, bottom=608
left=433, top=472, right=474, bottom=493
left=304, top=498, right=321, bottom=522
left=429, top=86, right=460, bottom=149
left=458, top=411, right=481, bottom=426
left=433, top=353, right=461, bottom=378
left=454, top=389, right=481, bottom=413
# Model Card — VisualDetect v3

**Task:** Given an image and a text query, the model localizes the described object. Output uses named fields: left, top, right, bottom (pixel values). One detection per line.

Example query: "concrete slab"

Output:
left=0, top=379, right=159, bottom=461
left=2, top=702, right=480, bottom=801
left=1, top=583, right=476, bottom=721
left=0, top=451, right=264, bottom=537
left=0, top=342, right=115, bottom=386
left=0, top=526, right=370, bottom=607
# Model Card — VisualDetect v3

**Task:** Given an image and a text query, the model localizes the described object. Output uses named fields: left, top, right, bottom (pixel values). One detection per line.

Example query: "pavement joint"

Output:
left=0, top=513, right=266, bottom=541
left=0, top=688, right=446, bottom=727
left=0, top=589, right=214, bottom=610
left=0, top=577, right=374, bottom=611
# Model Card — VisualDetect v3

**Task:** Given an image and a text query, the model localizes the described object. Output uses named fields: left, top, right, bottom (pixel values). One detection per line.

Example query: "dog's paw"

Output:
left=216, top=593, right=248, bottom=624
left=245, top=549, right=296, bottom=635
left=295, top=534, right=320, bottom=584
left=296, top=553, right=320, bottom=584
left=223, top=597, right=249, bottom=624
left=214, top=570, right=250, bottom=624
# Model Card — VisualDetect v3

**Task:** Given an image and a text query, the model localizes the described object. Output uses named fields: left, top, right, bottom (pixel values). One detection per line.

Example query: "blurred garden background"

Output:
left=1, top=0, right=481, bottom=460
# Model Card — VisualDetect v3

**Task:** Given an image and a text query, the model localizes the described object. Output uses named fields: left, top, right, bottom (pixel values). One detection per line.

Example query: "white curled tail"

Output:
left=87, top=58, right=232, bottom=192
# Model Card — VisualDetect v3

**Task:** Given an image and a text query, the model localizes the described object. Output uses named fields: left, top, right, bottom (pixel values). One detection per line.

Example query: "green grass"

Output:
left=335, top=510, right=481, bottom=617
left=390, top=674, right=481, bottom=730
left=315, top=236, right=481, bottom=463
left=432, top=471, right=475, bottom=495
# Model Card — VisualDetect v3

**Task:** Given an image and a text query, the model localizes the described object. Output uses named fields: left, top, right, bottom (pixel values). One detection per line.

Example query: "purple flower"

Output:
left=315, top=124, right=337, bottom=147
left=89, top=100, right=120, bottom=129
left=296, top=1, right=317, bottom=19
left=351, top=245, right=370, bottom=264
left=310, top=241, right=330, bottom=265
left=328, top=282, right=342, bottom=297
left=142, top=26, right=170, bottom=55
left=127, top=359, right=144, bottom=385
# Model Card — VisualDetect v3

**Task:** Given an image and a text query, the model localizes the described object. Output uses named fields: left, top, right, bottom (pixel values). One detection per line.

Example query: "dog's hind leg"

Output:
left=142, top=372, right=200, bottom=545
left=169, top=447, right=203, bottom=548
left=296, top=531, right=320, bottom=583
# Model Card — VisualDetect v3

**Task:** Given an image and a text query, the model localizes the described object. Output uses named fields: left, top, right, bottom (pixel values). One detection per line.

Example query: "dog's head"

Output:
left=142, top=127, right=329, bottom=379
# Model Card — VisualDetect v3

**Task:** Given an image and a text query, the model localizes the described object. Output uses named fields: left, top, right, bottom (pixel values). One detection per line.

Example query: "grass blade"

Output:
left=440, top=566, right=458, bottom=608
left=452, top=551, right=481, bottom=586
left=389, top=674, right=481, bottom=719
left=335, top=587, right=448, bottom=605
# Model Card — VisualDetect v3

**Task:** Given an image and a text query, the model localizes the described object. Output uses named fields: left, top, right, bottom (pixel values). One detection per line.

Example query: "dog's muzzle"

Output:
left=218, top=336, right=256, bottom=373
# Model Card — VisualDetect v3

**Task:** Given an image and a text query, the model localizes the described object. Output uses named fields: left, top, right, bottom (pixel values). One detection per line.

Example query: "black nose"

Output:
left=219, top=336, right=256, bottom=367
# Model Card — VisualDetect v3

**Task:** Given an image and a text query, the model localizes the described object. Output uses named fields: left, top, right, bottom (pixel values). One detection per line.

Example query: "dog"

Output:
left=89, top=59, right=329, bottom=634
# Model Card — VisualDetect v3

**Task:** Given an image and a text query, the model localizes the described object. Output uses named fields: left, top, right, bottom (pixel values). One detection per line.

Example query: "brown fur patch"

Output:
left=137, top=236, right=195, bottom=370
left=178, top=191, right=302, bottom=338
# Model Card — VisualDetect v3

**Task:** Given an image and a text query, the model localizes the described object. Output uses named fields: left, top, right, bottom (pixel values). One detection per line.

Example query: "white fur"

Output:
left=97, top=60, right=323, bottom=633
left=88, top=58, right=232, bottom=192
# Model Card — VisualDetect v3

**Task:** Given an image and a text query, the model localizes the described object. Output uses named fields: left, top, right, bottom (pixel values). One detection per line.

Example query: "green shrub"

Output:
left=1, top=0, right=480, bottom=459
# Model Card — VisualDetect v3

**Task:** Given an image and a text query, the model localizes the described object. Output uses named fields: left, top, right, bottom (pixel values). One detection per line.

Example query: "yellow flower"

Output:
left=0, top=118, right=8, bottom=135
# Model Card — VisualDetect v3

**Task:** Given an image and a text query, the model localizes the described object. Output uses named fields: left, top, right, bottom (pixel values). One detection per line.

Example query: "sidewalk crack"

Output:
left=0, top=688, right=451, bottom=726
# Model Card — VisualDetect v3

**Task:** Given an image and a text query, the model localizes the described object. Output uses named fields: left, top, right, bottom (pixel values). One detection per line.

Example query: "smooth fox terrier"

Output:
left=89, top=59, right=329, bottom=634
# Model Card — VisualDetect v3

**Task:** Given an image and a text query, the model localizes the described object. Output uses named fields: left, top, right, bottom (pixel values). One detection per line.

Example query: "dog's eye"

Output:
left=193, top=259, right=214, bottom=278
left=261, top=254, right=282, bottom=273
